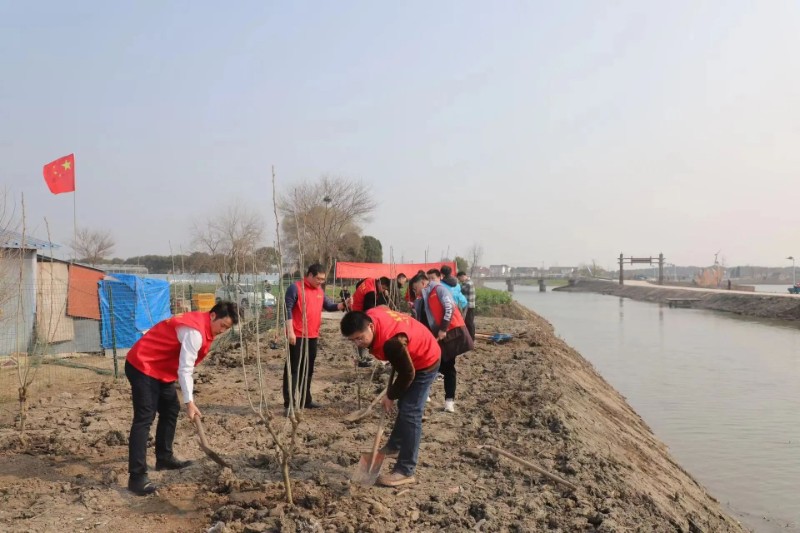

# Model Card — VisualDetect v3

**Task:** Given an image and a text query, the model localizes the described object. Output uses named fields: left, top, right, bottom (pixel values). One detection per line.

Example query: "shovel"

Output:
left=193, top=417, right=231, bottom=468
left=474, top=332, right=513, bottom=344
left=344, top=368, right=394, bottom=423
left=351, top=408, right=388, bottom=486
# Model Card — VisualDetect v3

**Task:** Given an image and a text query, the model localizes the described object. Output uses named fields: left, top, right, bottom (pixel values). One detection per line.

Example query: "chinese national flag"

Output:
left=43, top=154, right=75, bottom=194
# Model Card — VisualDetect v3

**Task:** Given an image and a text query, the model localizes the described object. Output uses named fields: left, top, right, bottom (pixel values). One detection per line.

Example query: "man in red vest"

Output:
left=409, top=272, right=473, bottom=413
left=125, top=301, right=239, bottom=495
left=283, top=264, right=348, bottom=414
left=350, top=276, right=391, bottom=366
left=341, top=307, right=441, bottom=487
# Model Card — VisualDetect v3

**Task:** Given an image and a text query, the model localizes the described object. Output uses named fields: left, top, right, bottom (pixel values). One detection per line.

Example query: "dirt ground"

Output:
left=0, top=304, right=749, bottom=532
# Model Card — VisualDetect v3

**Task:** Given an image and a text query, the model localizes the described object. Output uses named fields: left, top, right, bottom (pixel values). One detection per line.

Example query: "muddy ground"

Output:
left=0, top=304, right=748, bottom=532
left=558, top=279, right=800, bottom=322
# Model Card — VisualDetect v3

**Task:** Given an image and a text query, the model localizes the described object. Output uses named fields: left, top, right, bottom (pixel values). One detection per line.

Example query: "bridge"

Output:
left=477, top=275, right=573, bottom=292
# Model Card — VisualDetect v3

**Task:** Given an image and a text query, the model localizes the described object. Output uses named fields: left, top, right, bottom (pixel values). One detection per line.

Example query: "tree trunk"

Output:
left=18, top=386, right=27, bottom=432
left=281, top=456, right=293, bottom=505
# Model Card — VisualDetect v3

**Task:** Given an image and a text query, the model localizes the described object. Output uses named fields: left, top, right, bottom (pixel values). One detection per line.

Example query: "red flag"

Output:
left=43, top=154, right=75, bottom=194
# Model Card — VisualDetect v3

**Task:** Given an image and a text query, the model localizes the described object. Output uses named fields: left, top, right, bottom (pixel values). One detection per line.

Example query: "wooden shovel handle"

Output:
left=366, top=368, right=394, bottom=472
left=368, top=409, right=386, bottom=472
left=478, top=445, right=578, bottom=492
left=193, top=417, right=210, bottom=448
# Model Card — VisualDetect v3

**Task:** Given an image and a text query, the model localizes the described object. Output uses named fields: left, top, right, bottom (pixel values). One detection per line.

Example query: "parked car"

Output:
left=215, top=283, right=276, bottom=309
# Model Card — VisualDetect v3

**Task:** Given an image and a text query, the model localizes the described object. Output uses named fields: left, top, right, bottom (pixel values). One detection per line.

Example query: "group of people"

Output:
left=339, top=264, right=478, bottom=486
left=122, top=262, right=478, bottom=494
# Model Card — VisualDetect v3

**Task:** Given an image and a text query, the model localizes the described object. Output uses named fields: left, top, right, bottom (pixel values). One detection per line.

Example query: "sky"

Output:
left=2, top=1, right=800, bottom=271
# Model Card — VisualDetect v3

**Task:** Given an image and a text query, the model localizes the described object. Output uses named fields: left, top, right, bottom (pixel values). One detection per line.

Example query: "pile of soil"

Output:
left=0, top=310, right=747, bottom=532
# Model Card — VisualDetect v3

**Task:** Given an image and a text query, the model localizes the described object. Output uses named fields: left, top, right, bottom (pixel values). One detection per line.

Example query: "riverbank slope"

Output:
left=0, top=304, right=746, bottom=532
left=556, top=278, right=800, bottom=322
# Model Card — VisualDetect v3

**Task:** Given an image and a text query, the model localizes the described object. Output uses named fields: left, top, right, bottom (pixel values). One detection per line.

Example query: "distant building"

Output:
left=489, top=264, right=511, bottom=277
left=510, top=266, right=540, bottom=277
left=475, top=266, right=491, bottom=278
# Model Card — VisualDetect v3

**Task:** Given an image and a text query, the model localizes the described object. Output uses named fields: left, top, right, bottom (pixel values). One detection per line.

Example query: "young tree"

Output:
left=191, top=201, right=265, bottom=283
left=361, top=235, right=382, bottom=263
left=72, top=227, right=115, bottom=265
left=468, top=243, right=484, bottom=277
left=454, top=256, right=469, bottom=274
left=279, top=175, right=376, bottom=273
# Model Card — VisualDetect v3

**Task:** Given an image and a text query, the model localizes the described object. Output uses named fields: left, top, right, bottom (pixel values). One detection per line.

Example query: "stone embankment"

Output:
left=556, top=279, right=800, bottom=322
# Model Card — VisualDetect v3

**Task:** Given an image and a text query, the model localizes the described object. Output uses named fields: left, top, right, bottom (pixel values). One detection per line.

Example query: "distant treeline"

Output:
left=103, top=248, right=280, bottom=275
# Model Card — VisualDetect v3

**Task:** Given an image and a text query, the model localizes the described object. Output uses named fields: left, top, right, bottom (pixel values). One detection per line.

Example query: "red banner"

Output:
left=335, top=261, right=458, bottom=280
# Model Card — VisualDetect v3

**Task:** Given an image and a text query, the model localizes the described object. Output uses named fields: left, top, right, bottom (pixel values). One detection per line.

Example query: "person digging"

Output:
left=340, top=307, right=441, bottom=487
left=124, top=301, right=238, bottom=495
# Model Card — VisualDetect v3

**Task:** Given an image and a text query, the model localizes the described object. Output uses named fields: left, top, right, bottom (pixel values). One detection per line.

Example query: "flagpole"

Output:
left=73, top=190, right=77, bottom=261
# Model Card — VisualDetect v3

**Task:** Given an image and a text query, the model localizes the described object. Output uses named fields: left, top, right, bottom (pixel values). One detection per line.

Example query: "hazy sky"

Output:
left=3, top=1, right=799, bottom=270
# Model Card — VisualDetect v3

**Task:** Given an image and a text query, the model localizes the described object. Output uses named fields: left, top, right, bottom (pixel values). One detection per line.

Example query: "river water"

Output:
left=494, top=284, right=800, bottom=532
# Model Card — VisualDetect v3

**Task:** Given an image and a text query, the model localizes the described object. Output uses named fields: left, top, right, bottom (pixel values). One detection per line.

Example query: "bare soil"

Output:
left=0, top=304, right=748, bottom=532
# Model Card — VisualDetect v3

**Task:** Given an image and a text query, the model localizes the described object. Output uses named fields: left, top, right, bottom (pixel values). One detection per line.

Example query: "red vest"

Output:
left=367, top=307, right=440, bottom=369
left=351, top=278, right=376, bottom=312
left=428, top=286, right=465, bottom=331
left=291, top=279, right=324, bottom=338
left=126, top=311, right=214, bottom=383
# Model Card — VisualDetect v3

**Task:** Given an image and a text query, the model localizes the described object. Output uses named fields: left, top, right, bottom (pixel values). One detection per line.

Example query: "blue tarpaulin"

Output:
left=99, top=274, right=170, bottom=349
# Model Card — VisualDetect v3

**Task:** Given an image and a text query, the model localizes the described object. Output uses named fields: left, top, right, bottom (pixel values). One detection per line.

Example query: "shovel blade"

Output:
left=351, top=451, right=385, bottom=486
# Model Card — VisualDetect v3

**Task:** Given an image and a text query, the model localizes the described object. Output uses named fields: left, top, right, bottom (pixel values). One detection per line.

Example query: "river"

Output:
left=492, top=284, right=800, bottom=532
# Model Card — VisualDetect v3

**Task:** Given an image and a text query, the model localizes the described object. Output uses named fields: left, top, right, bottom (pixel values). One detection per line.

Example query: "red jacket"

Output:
left=428, top=287, right=465, bottom=331
left=367, top=307, right=440, bottom=369
left=290, top=279, right=325, bottom=338
left=351, top=278, right=376, bottom=312
left=126, top=311, right=213, bottom=382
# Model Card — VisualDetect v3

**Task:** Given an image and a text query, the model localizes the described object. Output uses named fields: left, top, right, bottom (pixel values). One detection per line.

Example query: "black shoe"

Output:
left=304, top=402, right=322, bottom=409
left=128, top=475, right=158, bottom=496
left=155, top=456, right=193, bottom=471
left=357, top=360, right=372, bottom=368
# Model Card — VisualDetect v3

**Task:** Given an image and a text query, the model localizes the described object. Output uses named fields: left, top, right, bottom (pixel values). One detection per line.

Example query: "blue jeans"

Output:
left=386, top=362, right=440, bottom=476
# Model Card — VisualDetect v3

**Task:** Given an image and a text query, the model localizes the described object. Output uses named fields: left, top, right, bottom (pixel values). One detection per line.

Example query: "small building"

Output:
left=511, top=266, right=540, bottom=277
left=0, top=230, right=109, bottom=356
left=0, top=230, right=52, bottom=356
left=475, top=266, right=491, bottom=278
left=489, top=264, right=511, bottom=277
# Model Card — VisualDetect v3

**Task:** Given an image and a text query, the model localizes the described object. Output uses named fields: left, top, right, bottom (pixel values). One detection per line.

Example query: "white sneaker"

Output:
left=425, top=395, right=431, bottom=403
left=444, top=399, right=455, bottom=413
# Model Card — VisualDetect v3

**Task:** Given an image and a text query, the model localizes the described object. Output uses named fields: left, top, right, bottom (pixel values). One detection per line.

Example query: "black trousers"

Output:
left=282, top=337, right=318, bottom=408
left=125, top=360, right=180, bottom=476
left=464, top=308, right=476, bottom=340
left=439, top=358, right=457, bottom=400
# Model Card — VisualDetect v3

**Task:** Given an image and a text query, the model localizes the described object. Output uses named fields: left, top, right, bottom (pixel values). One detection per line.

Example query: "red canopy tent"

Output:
left=335, top=261, right=458, bottom=280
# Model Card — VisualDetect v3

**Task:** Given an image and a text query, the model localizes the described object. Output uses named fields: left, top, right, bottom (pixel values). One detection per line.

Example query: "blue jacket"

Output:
left=441, top=276, right=468, bottom=313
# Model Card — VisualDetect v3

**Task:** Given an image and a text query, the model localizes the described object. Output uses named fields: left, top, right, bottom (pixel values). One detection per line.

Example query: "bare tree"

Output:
left=72, top=227, right=115, bottom=265
left=468, top=243, right=484, bottom=278
left=279, top=175, right=376, bottom=273
left=191, top=201, right=265, bottom=283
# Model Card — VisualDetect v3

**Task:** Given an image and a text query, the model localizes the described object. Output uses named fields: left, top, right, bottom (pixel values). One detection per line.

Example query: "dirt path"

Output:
left=0, top=306, right=748, bottom=532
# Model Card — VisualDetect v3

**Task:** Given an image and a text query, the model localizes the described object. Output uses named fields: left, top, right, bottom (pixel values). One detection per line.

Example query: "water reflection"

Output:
left=500, top=285, right=800, bottom=533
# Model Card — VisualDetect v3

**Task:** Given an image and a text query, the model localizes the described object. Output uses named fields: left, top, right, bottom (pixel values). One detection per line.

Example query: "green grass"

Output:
left=475, top=286, right=512, bottom=314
